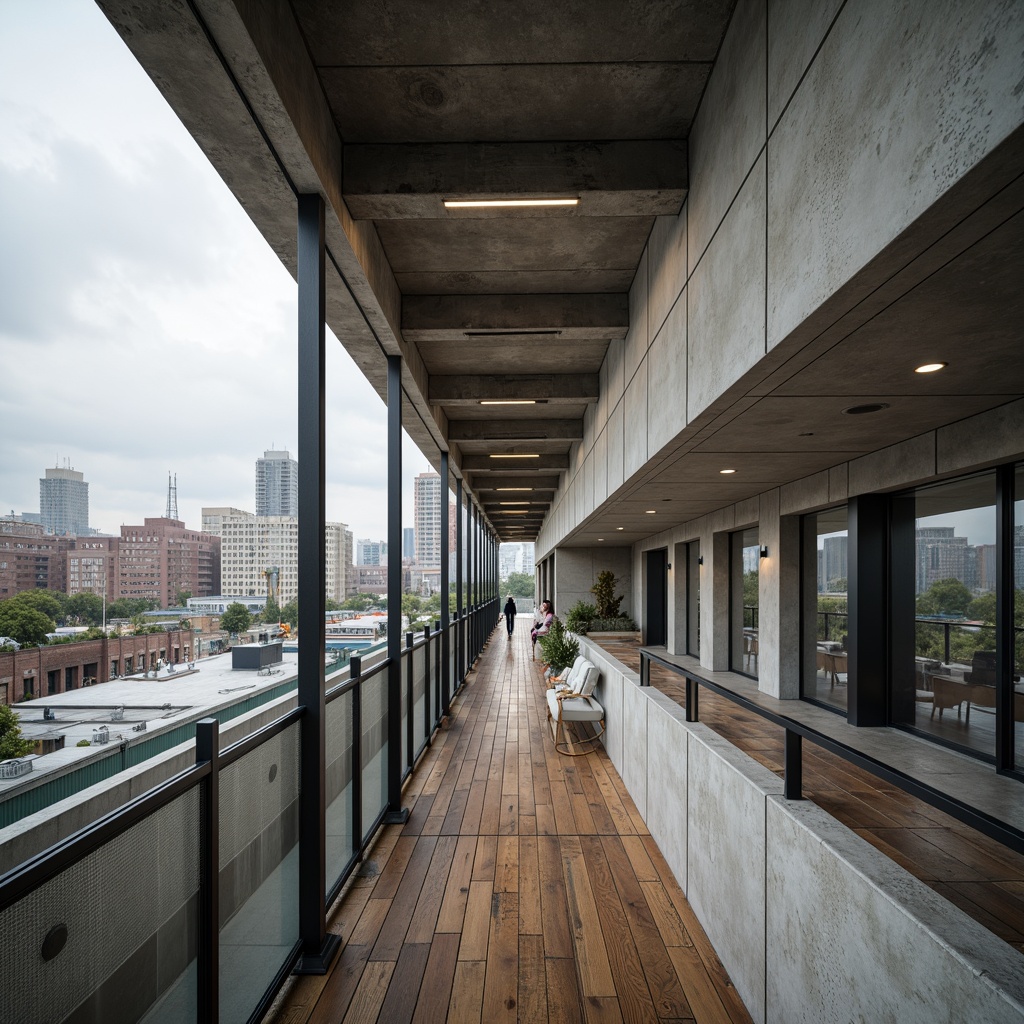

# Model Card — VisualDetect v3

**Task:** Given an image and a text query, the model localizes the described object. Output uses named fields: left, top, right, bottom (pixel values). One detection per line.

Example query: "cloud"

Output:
left=0, top=0, right=432, bottom=546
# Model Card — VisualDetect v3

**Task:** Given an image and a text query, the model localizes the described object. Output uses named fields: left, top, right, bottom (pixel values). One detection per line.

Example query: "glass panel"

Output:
left=0, top=788, right=200, bottom=1024
left=730, top=528, right=759, bottom=678
left=449, top=624, right=457, bottom=694
left=360, top=670, right=389, bottom=841
left=219, top=724, right=300, bottom=1024
left=687, top=541, right=700, bottom=657
left=894, top=473, right=997, bottom=758
left=325, top=691, right=355, bottom=891
left=412, top=642, right=427, bottom=755
left=801, top=508, right=849, bottom=713
left=1015, top=465, right=1024, bottom=771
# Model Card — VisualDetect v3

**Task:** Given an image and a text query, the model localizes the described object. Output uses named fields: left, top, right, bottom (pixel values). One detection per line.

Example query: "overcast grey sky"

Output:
left=0, top=0, right=433, bottom=542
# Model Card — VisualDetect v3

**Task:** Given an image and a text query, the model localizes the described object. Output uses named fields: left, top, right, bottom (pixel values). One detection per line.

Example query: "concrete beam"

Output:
left=468, top=475, right=562, bottom=491
left=403, top=293, right=628, bottom=341
left=461, top=455, right=569, bottom=472
left=448, top=419, right=583, bottom=441
left=344, top=141, right=687, bottom=219
left=429, top=373, right=599, bottom=404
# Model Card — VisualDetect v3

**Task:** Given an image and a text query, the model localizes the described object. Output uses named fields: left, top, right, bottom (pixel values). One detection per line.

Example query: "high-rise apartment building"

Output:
left=0, top=519, right=64, bottom=598
left=66, top=536, right=119, bottom=601
left=40, top=465, right=89, bottom=535
left=355, top=539, right=387, bottom=566
left=118, top=518, right=220, bottom=606
left=403, top=527, right=415, bottom=561
left=414, top=472, right=442, bottom=568
left=204, top=508, right=351, bottom=603
left=820, top=535, right=848, bottom=593
left=255, top=449, right=298, bottom=517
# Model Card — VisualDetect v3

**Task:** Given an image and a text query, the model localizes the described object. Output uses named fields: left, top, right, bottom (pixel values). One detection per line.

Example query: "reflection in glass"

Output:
left=801, top=508, right=848, bottom=713
left=1015, top=465, right=1024, bottom=771
left=730, top=528, right=759, bottom=678
left=895, top=473, right=997, bottom=759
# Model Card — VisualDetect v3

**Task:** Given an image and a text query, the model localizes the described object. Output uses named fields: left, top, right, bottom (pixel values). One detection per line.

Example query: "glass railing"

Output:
left=0, top=599, right=502, bottom=1023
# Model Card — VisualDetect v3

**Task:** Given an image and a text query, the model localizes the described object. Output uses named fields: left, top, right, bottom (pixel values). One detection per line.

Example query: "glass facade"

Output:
left=730, top=528, right=759, bottom=678
left=687, top=540, right=700, bottom=657
left=894, top=473, right=998, bottom=759
left=1015, top=465, right=1024, bottom=772
left=802, top=507, right=849, bottom=713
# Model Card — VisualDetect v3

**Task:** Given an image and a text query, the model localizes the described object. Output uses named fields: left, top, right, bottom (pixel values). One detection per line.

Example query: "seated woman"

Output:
left=531, top=599, right=554, bottom=659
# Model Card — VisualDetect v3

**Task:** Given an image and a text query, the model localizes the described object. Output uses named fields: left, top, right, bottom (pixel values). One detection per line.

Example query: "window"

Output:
left=802, top=507, right=849, bottom=713
left=1014, top=464, right=1024, bottom=772
left=730, top=528, right=759, bottom=677
left=893, top=473, right=997, bottom=759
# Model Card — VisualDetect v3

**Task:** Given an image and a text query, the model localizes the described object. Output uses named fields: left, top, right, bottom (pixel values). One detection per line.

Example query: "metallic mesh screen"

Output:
left=412, top=644, right=427, bottom=754
left=0, top=787, right=201, bottom=1024
left=361, top=672, right=388, bottom=838
left=219, top=725, right=300, bottom=871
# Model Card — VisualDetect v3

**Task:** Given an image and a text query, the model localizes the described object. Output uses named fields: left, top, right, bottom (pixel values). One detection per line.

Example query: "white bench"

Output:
left=545, top=658, right=604, bottom=756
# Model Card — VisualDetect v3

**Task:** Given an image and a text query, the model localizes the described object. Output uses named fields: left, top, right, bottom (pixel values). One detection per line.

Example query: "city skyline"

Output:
left=0, top=3, right=434, bottom=545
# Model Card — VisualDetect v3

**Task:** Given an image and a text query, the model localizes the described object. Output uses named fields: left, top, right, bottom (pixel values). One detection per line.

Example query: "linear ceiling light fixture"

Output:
left=720, top=468, right=736, bottom=474
left=495, top=487, right=533, bottom=492
left=479, top=399, right=536, bottom=405
left=499, top=501, right=531, bottom=505
left=489, top=454, right=540, bottom=459
left=914, top=362, right=948, bottom=373
left=444, top=198, right=578, bottom=208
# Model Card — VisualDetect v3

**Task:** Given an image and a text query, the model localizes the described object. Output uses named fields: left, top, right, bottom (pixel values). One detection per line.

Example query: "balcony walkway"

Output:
left=592, top=637, right=1024, bottom=958
left=265, top=624, right=753, bottom=1024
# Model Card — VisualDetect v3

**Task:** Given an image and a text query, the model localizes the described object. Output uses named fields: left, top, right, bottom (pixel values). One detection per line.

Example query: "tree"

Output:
left=0, top=603, right=54, bottom=646
left=280, top=600, right=299, bottom=629
left=503, top=572, right=534, bottom=598
left=263, top=596, right=281, bottom=624
left=175, top=589, right=192, bottom=608
left=968, top=592, right=997, bottom=625
left=590, top=571, right=623, bottom=618
left=107, top=597, right=157, bottom=620
left=220, top=602, right=252, bottom=635
left=0, top=704, right=33, bottom=759
left=343, top=593, right=378, bottom=612
left=7, top=589, right=65, bottom=623
left=917, top=578, right=973, bottom=618
left=66, top=592, right=104, bottom=626
left=325, top=597, right=344, bottom=612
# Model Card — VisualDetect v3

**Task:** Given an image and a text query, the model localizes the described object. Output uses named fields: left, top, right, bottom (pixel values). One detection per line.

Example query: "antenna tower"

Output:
left=165, top=472, right=179, bottom=520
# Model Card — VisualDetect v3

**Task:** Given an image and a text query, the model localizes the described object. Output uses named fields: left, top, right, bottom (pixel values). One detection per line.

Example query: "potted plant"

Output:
left=538, top=618, right=580, bottom=674
left=586, top=572, right=639, bottom=639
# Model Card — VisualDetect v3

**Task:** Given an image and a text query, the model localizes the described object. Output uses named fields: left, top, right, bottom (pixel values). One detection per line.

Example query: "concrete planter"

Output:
left=586, top=630, right=641, bottom=642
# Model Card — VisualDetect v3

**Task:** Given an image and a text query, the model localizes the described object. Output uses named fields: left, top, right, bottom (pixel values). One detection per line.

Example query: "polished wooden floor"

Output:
left=594, top=638, right=1024, bottom=957
left=265, top=627, right=753, bottom=1024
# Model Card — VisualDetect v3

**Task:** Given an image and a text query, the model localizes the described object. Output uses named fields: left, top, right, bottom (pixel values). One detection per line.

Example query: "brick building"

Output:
left=118, top=518, right=220, bottom=606
left=0, top=628, right=193, bottom=704
left=0, top=520, right=66, bottom=598
left=65, top=536, right=120, bottom=601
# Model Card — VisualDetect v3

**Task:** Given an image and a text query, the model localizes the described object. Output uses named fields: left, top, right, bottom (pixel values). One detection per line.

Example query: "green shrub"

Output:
left=589, top=616, right=638, bottom=632
left=76, top=739, right=91, bottom=747
left=564, top=601, right=597, bottom=635
left=538, top=618, right=580, bottom=674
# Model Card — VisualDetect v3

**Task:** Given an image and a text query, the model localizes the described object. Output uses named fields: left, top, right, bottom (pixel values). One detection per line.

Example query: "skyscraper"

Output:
left=255, top=449, right=298, bottom=517
left=414, top=472, right=442, bottom=567
left=39, top=465, right=89, bottom=535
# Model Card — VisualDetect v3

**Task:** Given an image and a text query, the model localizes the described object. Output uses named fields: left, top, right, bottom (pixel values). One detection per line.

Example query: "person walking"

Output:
left=503, top=594, right=517, bottom=640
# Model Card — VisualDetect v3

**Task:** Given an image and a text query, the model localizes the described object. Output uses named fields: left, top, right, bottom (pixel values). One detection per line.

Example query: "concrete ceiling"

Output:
left=98, top=0, right=1023, bottom=544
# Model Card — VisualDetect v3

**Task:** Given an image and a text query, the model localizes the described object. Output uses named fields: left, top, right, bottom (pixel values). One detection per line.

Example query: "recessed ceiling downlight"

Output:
left=843, top=403, right=890, bottom=415
left=915, top=362, right=948, bottom=373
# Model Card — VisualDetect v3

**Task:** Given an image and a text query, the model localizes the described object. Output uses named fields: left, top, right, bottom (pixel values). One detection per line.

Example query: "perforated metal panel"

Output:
left=0, top=788, right=201, bottom=1024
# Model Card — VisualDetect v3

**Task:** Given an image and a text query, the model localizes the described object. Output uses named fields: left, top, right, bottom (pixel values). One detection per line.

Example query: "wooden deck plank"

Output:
left=411, top=933, right=460, bottom=1024
left=481, top=890, right=519, bottom=1023
left=374, top=942, right=430, bottom=1024
left=436, top=834, right=478, bottom=934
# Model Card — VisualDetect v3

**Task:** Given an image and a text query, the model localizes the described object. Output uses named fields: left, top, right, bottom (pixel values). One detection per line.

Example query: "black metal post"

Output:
left=423, top=622, right=431, bottom=745
left=685, top=677, right=699, bottom=722
left=385, top=355, right=408, bottom=822
left=350, top=656, right=363, bottom=849
left=196, top=719, right=219, bottom=1024
left=406, top=631, right=414, bottom=769
left=294, top=193, right=339, bottom=973
left=850, top=494, right=889, bottom=727
left=440, top=452, right=451, bottom=715
left=456, top=479, right=464, bottom=685
left=468, top=500, right=475, bottom=662
left=784, top=730, right=803, bottom=799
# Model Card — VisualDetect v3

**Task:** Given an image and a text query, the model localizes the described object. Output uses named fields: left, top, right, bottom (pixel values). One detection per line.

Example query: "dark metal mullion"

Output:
left=424, top=623, right=432, bottom=743
left=406, top=632, right=414, bottom=771
left=295, top=192, right=338, bottom=974
left=441, top=452, right=451, bottom=715
left=350, top=656, right=362, bottom=854
left=385, top=355, right=409, bottom=823
left=197, top=719, right=219, bottom=1024
left=996, top=464, right=1015, bottom=772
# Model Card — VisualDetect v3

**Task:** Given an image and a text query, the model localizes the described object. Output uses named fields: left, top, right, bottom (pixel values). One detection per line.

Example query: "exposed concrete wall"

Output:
left=582, top=638, right=1024, bottom=1024
left=536, top=0, right=1024, bottom=562
left=552, top=546, right=632, bottom=621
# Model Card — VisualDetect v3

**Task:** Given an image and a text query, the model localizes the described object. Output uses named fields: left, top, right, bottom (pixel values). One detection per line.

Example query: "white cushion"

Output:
left=546, top=687, right=604, bottom=722
left=578, top=664, right=600, bottom=698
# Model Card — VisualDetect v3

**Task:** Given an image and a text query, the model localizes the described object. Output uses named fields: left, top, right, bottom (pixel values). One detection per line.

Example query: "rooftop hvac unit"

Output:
left=111, top=707, right=124, bottom=722
left=0, top=758, right=34, bottom=779
left=92, top=726, right=110, bottom=745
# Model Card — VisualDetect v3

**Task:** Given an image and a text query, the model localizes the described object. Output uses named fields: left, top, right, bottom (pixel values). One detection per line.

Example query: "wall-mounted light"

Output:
left=760, top=546, right=769, bottom=559
left=698, top=556, right=704, bottom=565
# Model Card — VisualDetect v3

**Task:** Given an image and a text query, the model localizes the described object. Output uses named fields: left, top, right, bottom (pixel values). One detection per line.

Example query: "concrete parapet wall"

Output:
left=580, top=638, right=1024, bottom=1024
